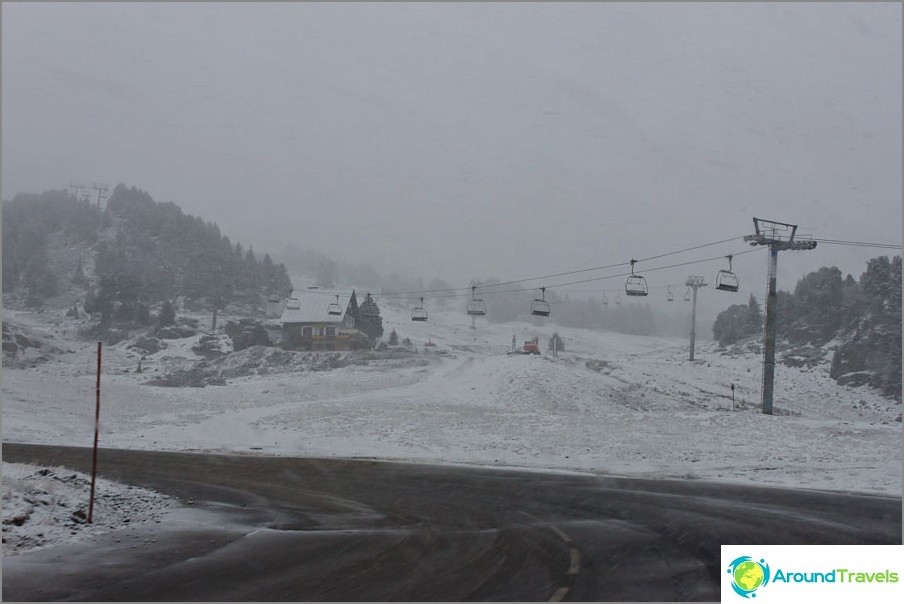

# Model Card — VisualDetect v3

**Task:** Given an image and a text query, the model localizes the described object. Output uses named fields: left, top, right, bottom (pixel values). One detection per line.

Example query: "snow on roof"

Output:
left=280, top=290, right=352, bottom=324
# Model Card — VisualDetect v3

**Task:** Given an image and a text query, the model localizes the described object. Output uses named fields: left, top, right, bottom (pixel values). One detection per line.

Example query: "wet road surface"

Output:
left=2, top=443, right=901, bottom=601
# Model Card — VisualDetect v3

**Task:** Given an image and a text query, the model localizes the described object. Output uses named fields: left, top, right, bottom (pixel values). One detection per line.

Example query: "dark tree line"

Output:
left=2, top=190, right=104, bottom=297
left=2, top=185, right=293, bottom=322
left=711, top=256, right=901, bottom=397
left=711, top=294, right=763, bottom=346
left=713, top=258, right=901, bottom=348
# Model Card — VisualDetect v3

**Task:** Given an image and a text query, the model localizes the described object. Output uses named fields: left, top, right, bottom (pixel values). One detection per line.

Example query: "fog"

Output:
left=2, top=2, right=901, bottom=320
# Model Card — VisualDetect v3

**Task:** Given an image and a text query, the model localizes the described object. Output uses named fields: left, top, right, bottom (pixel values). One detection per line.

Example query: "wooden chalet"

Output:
left=280, top=290, right=365, bottom=350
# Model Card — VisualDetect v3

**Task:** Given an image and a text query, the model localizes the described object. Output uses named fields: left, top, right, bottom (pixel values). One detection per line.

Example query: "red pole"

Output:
left=88, top=342, right=101, bottom=524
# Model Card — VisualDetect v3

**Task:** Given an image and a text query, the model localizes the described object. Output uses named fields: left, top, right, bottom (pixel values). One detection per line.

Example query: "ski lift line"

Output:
left=450, top=247, right=763, bottom=299
left=377, top=234, right=749, bottom=297
left=297, top=289, right=356, bottom=297
left=530, top=247, right=765, bottom=292
left=632, top=235, right=745, bottom=265
left=406, top=246, right=766, bottom=300
left=811, top=239, right=901, bottom=249
left=480, top=234, right=747, bottom=290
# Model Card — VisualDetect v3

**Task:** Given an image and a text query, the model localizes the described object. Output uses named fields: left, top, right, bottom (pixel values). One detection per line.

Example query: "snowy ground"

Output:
left=2, top=300, right=901, bottom=555
left=1, top=461, right=175, bottom=557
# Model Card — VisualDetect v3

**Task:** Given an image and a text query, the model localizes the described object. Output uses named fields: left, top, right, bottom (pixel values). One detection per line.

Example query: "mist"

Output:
left=3, top=2, right=901, bottom=326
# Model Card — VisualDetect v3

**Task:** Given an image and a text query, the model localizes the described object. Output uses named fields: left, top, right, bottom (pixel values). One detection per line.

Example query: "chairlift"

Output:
left=286, top=297, right=301, bottom=310
left=667, top=286, right=674, bottom=302
left=625, top=259, right=649, bottom=296
left=601, top=292, right=609, bottom=306
left=615, top=292, right=622, bottom=305
left=327, top=294, right=342, bottom=316
left=466, top=286, right=486, bottom=316
left=530, top=287, right=551, bottom=317
left=683, top=287, right=691, bottom=302
left=411, top=297, right=428, bottom=321
left=715, top=255, right=740, bottom=292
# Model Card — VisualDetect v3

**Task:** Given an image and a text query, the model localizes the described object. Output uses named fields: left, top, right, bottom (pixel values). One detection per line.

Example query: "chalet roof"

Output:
left=280, top=290, right=354, bottom=324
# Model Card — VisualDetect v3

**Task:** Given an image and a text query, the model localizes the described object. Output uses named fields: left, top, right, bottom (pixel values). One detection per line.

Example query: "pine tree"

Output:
left=72, top=258, right=86, bottom=285
left=158, top=300, right=176, bottom=326
left=793, top=266, right=844, bottom=343
left=84, top=286, right=98, bottom=315
left=745, top=294, right=763, bottom=336
left=389, top=328, right=399, bottom=345
left=356, top=293, right=384, bottom=344
left=712, top=304, right=751, bottom=346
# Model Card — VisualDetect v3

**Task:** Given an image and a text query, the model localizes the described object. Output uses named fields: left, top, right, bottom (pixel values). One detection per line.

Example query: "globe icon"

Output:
left=733, top=560, right=765, bottom=592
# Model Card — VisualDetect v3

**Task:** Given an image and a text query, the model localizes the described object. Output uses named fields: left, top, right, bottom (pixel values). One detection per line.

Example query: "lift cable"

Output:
left=810, top=238, right=901, bottom=250
left=402, top=246, right=766, bottom=301
left=378, top=234, right=747, bottom=298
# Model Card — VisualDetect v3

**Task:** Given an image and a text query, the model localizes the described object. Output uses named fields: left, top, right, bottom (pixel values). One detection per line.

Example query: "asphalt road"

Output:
left=2, top=443, right=901, bottom=601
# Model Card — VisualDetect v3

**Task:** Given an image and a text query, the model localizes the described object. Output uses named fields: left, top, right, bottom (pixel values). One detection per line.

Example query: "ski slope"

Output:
left=2, top=299, right=901, bottom=497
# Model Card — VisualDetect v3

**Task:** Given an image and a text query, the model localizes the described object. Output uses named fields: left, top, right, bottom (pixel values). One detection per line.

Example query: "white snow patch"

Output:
left=1, top=462, right=176, bottom=557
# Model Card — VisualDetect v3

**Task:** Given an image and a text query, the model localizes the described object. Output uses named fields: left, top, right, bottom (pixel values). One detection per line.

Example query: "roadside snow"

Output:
left=1, top=461, right=175, bottom=557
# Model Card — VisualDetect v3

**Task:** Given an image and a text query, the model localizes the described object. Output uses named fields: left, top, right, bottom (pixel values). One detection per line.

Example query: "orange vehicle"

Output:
left=522, top=336, right=540, bottom=355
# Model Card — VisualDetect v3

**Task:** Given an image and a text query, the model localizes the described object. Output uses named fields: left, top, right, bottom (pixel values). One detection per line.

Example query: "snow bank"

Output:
left=1, top=462, right=176, bottom=557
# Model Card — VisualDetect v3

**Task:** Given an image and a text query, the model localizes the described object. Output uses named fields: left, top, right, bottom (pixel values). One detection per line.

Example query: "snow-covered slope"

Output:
left=1, top=461, right=175, bottom=556
left=2, top=299, right=900, bottom=500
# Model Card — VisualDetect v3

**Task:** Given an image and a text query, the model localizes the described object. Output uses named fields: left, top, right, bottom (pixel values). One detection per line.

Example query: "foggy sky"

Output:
left=2, top=2, right=901, bottom=310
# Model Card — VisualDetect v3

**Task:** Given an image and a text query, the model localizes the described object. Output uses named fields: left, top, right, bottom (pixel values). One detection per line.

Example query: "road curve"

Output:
left=2, top=443, right=900, bottom=601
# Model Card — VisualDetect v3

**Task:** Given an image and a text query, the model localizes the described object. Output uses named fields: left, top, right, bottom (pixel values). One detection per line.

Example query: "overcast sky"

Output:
left=2, top=2, right=901, bottom=306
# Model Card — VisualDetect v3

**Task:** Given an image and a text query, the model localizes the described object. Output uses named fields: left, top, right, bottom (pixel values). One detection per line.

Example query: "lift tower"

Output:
left=685, top=275, right=707, bottom=361
left=92, top=183, right=109, bottom=208
left=744, top=218, right=817, bottom=415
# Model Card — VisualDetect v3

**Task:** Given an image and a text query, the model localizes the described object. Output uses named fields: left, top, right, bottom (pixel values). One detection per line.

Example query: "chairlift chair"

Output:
left=683, top=287, right=691, bottom=302
left=530, top=287, right=551, bottom=317
left=466, top=286, right=487, bottom=316
left=667, top=286, right=674, bottom=302
left=625, top=259, right=649, bottom=296
left=601, top=292, right=609, bottom=306
left=411, top=297, right=428, bottom=321
left=327, top=294, right=342, bottom=316
left=715, top=255, right=740, bottom=292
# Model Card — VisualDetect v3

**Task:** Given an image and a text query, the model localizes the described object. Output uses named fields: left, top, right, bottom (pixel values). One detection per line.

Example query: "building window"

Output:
left=326, top=327, right=336, bottom=337
left=302, top=327, right=312, bottom=337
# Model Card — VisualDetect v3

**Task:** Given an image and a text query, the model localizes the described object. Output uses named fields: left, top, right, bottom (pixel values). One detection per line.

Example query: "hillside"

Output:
left=712, top=259, right=902, bottom=398
left=2, top=295, right=900, bottom=498
left=2, top=186, right=293, bottom=320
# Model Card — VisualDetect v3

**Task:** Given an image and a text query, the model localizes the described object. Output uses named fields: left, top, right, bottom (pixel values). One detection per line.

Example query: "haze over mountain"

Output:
left=2, top=3, right=900, bottom=298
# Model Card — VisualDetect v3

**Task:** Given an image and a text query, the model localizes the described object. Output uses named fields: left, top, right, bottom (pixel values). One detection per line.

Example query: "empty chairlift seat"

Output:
left=715, top=255, right=740, bottom=292
left=530, top=287, right=551, bottom=317
left=411, top=297, right=428, bottom=321
left=625, top=260, right=648, bottom=296
left=467, top=286, right=486, bottom=316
